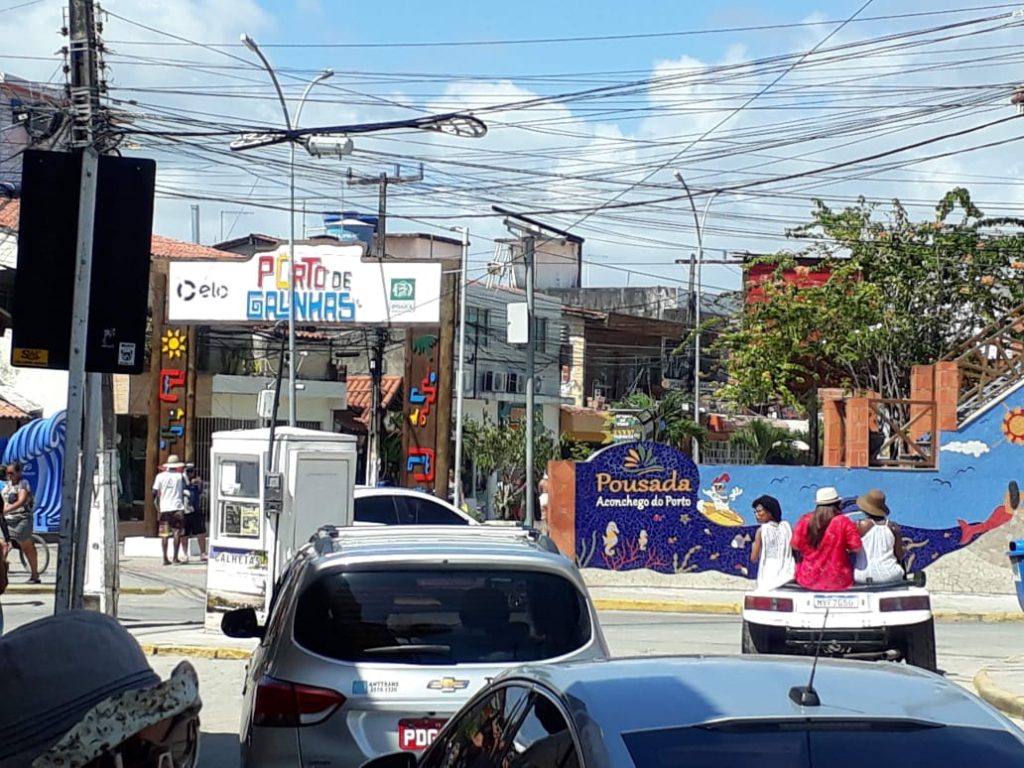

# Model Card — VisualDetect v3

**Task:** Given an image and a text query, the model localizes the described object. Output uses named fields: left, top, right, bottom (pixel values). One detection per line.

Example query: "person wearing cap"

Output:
left=0, top=610, right=201, bottom=767
left=791, top=486, right=863, bottom=591
left=853, top=489, right=905, bottom=584
left=153, top=455, right=187, bottom=566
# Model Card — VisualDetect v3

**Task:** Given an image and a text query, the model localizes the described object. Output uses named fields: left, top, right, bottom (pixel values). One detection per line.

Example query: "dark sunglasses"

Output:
left=90, top=708, right=200, bottom=768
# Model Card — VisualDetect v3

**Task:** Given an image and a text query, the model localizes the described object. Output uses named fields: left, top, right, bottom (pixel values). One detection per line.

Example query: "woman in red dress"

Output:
left=791, top=487, right=863, bottom=591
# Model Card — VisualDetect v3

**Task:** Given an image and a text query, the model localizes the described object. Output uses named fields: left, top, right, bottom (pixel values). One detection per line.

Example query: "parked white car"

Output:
left=353, top=486, right=477, bottom=526
left=741, top=574, right=936, bottom=671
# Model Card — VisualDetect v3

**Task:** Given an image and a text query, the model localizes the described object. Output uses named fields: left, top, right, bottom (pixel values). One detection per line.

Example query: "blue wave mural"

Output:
left=2, top=410, right=67, bottom=533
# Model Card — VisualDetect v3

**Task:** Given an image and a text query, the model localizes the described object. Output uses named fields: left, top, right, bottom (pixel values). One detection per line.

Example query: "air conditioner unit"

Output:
left=534, top=375, right=543, bottom=394
left=491, top=372, right=507, bottom=392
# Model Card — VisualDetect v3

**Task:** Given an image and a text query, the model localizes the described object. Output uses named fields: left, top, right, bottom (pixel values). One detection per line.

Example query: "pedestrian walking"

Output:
left=2, top=462, right=39, bottom=583
left=750, top=494, right=795, bottom=590
left=182, top=465, right=208, bottom=563
left=791, top=486, right=863, bottom=591
left=854, top=489, right=905, bottom=584
left=152, top=455, right=187, bottom=566
left=0, top=499, right=9, bottom=636
left=538, top=472, right=551, bottom=534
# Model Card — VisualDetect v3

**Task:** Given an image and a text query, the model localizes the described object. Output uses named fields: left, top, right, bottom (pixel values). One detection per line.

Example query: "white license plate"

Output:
left=812, top=595, right=861, bottom=610
left=398, top=719, right=446, bottom=751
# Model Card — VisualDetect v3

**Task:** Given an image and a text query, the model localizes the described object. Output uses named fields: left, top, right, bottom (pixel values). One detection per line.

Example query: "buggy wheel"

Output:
left=902, top=619, right=937, bottom=672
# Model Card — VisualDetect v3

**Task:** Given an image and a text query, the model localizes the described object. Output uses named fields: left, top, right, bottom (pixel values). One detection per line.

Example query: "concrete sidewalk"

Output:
left=587, top=585, right=1024, bottom=622
left=974, top=656, right=1024, bottom=720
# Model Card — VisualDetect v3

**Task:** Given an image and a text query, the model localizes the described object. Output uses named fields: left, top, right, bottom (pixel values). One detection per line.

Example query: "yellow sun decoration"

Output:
left=1001, top=407, right=1024, bottom=446
left=161, top=329, right=187, bottom=359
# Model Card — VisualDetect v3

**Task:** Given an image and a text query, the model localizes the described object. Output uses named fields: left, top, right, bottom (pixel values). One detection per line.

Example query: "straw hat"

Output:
left=857, top=489, right=890, bottom=517
left=815, top=486, right=841, bottom=505
left=164, top=454, right=185, bottom=469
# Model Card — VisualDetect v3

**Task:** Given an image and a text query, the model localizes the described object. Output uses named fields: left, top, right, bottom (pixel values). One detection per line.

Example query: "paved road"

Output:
left=4, top=568, right=1021, bottom=768
left=141, top=612, right=1024, bottom=767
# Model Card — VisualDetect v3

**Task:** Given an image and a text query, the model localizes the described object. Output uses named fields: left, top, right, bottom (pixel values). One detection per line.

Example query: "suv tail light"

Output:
left=253, top=676, right=346, bottom=727
left=744, top=595, right=794, bottom=612
left=879, top=595, right=930, bottom=612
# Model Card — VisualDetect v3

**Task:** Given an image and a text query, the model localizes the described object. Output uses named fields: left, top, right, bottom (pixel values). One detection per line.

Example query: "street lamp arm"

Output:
left=674, top=171, right=703, bottom=254
left=295, top=69, right=334, bottom=129
left=240, top=34, right=292, bottom=130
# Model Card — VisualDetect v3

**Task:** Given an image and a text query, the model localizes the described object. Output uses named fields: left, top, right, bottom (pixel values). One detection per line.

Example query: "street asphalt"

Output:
left=3, top=556, right=1023, bottom=766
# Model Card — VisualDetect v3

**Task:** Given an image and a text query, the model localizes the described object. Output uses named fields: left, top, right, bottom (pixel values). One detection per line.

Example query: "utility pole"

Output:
left=346, top=164, right=423, bottom=486
left=451, top=227, right=469, bottom=508
left=524, top=236, right=536, bottom=529
left=56, top=0, right=105, bottom=614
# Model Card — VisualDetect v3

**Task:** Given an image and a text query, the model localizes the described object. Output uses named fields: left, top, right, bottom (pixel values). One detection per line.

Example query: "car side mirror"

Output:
left=221, top=607, right=264, bottom=639
left=360, top=752, right=417, bottom=768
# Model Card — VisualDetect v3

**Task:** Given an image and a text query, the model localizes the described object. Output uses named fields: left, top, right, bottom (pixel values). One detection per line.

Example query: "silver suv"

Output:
left=221, top=525, right=608, bottom=768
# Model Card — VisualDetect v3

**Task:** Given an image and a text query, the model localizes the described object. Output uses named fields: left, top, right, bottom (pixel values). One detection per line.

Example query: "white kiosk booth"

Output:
left=204, top=426, right=357, bottom=630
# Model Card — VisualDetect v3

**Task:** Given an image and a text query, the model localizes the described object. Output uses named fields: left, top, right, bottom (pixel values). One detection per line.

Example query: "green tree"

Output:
left=559, top=434, right=595, bottom=461
left=466, top=414, right=557, bottom=520
left=612, top=391, right=706, bottom=452
left=730, top=420, right=807, bottom=465
left=713, top=189, right=1024, bottom=410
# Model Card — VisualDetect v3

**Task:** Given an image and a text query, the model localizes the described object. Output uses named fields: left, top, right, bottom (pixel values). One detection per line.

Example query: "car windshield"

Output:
left=622, top=721, right=1024, bottom=767
left=292, top=568, right=591, bottom=664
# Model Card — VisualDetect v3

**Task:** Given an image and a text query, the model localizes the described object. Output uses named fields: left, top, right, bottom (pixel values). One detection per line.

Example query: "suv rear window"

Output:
left=622, top=722, right=1024, bottom=767
left=293, top=569, right=591, bottom=664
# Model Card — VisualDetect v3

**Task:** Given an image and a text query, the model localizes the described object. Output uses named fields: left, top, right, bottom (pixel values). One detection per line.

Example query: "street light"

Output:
left=674, top=171, right=722, bottom=465
left=241, top=33, right=334, bottom=427
left=450, top=226, right=470, bottom=508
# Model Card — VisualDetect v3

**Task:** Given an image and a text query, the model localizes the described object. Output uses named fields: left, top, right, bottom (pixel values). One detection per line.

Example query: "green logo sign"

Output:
left=390, top=278, right=416, bottom=301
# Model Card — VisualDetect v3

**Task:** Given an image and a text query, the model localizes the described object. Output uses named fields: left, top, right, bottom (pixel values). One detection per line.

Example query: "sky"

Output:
left=2, top=0, right=1023, bottom=296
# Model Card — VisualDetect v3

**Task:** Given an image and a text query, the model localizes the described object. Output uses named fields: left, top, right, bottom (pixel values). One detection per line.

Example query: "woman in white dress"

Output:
left=750, top=495, right=795, bottom=590
left=854, top=489, right=906, bottom=584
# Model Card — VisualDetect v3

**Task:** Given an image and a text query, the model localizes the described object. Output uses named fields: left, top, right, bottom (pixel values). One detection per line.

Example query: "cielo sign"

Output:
left=168, top=242, right=442, bottom=325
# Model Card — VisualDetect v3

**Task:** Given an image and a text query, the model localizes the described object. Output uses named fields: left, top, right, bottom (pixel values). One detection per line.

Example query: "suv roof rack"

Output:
left=309, top=524, right=560, bottom=555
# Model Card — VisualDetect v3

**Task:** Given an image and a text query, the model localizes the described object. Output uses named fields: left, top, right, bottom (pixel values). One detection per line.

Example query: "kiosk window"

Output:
left=220, top=459, right=260, bottom=498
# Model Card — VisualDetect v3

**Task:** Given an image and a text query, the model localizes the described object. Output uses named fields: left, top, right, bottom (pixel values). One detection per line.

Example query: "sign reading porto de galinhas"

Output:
left=575, top=441, right=758, bottom=577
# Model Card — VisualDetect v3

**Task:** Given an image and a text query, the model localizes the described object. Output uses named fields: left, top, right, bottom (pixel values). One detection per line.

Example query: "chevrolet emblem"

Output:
left=427, top=677, right=470, bottom=693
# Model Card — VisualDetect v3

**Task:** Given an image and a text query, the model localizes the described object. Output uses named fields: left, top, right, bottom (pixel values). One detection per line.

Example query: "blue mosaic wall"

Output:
left=575, top=386, right=1024, bottom=577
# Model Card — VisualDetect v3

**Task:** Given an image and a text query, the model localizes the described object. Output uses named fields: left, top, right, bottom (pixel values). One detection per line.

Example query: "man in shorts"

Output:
left=152, top=455, right=186, bottom=565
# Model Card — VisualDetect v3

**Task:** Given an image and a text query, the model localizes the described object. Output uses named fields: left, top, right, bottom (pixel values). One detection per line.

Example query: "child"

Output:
left=750, top=494, right=795, bottom=590
left=854, top=489, right=905, bottom=584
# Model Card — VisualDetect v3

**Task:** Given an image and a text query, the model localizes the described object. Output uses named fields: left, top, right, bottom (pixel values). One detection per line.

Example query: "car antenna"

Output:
left=789, top=608, right=829, bottom=707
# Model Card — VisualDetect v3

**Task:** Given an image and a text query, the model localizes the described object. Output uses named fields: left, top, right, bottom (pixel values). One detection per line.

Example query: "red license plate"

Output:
left=398, top=718, right=446, bottom=751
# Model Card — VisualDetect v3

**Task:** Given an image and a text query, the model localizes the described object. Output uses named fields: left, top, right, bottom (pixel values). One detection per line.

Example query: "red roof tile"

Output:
left=346, top=375, right=402, bottom=424
left=0, top=397, right=32, bottom=420
left=0, top=199, right=18, bottom=230
left=0, top=200, right=245, bottom=261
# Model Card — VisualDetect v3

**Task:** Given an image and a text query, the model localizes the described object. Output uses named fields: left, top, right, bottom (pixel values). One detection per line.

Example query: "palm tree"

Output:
left=731, top=419, right=802, bottom=464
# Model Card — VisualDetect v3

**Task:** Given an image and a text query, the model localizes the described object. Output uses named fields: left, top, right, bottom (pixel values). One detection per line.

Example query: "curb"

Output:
left=592, top=598, right=1024, bottom=621
left=3, top=585, right=168, bottom=595
left=593, top=598, right=740, bottom=615
left=138, top=643, right=252, bottom=660
left=974, top=668, right=1024, bottom=719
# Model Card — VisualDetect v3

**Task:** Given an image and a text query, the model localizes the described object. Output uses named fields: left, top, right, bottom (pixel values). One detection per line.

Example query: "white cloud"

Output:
left=941, top=440, right=990, bottom=458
